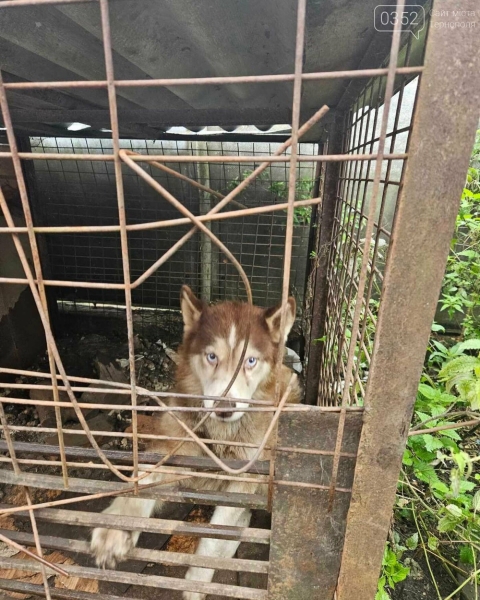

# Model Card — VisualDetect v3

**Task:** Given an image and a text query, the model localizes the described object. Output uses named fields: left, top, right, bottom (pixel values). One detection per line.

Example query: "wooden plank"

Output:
left=4, top=506, right=271, bottom=544
left=268, top=412, right=362, bottom=600
left=0, top=558, right=268, bottom=600
left=0, top=469, right=267, bottom=509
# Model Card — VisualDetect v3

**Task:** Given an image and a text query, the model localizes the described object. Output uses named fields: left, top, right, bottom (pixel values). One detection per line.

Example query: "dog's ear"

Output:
left=180, top=285, right=203, bottom=332
left=264, top=297, right=296, bottom=343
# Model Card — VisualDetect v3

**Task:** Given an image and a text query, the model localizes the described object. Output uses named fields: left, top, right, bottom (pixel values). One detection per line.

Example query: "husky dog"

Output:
left=91, top=285, right=301, bottom=600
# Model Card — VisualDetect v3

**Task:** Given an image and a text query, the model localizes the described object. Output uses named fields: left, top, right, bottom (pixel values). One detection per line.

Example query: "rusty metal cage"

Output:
left=0, top=0, right=478, bottom=599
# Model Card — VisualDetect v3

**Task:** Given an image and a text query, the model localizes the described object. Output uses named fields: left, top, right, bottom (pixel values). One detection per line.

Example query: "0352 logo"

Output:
left=374, top=5, right=425, bottom=39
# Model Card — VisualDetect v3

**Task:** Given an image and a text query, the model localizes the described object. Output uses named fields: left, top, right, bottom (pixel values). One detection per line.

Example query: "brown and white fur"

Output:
left=90, top=285, right=301, bottom=600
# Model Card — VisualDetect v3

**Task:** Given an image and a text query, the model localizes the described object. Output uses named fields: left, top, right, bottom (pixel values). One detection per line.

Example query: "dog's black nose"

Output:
left=213, top=400, right=235, bottom=420
left=217, top=411, right=234, bottom=419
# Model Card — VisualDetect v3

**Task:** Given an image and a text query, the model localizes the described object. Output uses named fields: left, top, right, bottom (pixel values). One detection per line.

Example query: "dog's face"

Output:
left=179, top=286, right=296, bottom=423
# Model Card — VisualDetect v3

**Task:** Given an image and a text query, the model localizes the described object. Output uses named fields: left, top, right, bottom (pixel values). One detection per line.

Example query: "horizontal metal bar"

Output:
left=0, top=151, right=407, bottom=162
left=0, top=382, right=274, bottom=406
left=0, top=423, right=362, bottom=455
left=0, top=197, right=321, bottom=234
left=0, top=469, right=267, bottom=510
left=0, top=457, right=269, bottom=485
left=3, top=505, right=271, bottom=544
left=0, top=557, right=267, bottom=599
left=1, top=66, right=423, bottom=89
left=0, top=529, right=269, bottom=574
left=0, top=395, right=318, bottom=413
left=0, top=440, right=271, bottom=475
left=0, top=423, right=269, bottom=451
left=0, top=579, right=127, bottom=600
left=0, top=455, right=356, bottom=493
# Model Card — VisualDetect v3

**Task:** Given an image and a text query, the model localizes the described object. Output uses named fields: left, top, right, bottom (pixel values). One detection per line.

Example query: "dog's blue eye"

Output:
left=246, top=357, right=257, bottom=367
left=207, top=353, right=217, bottom=364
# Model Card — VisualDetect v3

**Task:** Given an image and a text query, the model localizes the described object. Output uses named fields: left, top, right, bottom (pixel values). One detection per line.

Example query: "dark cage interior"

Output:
left=0, top=1, right=478, bottom=600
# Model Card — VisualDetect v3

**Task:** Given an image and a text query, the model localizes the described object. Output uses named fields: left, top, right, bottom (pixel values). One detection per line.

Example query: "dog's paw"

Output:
left=182, top=592, right=206, bottom=600
left=90, top=527, right=133, bottom=568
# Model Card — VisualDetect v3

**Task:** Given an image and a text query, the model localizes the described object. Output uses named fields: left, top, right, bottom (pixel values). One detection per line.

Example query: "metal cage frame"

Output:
left=0, top=0, right=478, bottom=598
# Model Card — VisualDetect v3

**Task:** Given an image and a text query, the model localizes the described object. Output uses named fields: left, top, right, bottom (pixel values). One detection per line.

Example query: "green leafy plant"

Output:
left=376, top=535, right=412, bottom=600
left=268, top=177, right=315, bottom=224
left=438, top=343, right=480, bottom=410
left=396, top=335, right=480, bottom=598
left=226, top=169, right=267, bottom=191
left=440, top=129, right=480, bottom=338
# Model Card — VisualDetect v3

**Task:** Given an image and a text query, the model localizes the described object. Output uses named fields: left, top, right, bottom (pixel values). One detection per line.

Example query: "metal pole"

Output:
left=304, top=114, right=344, bottom=405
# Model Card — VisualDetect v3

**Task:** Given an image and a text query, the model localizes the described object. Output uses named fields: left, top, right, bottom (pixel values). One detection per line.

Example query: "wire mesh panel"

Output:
left=29, top=136, right=317, bottom=313
left=317, top=41, right=422, bottom=407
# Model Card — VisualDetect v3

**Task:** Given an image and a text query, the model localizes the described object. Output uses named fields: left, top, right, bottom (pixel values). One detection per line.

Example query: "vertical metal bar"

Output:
left=99, top=0, right=139, bottom=489
left=0, top=402, right=20, bottom=476
left=304, top=117, right=344, bottom=405
left=327, top=0, right=406, bottom=506
left=276, top=0, right=307, bottom=370
left=337, top=3, right=480, bottom=598
left=302, top=142, right=324, bottom=364
left=0, top=72, right=69, bottom=488
left=195, top=140, right=213, bottom=302
left=268, top=0, right=307, bottom=511
left=25, top=488, right=52, bottom=600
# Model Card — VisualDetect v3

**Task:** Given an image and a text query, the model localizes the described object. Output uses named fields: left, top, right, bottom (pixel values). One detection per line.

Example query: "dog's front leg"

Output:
left=183, top=504, right=252, bottom=600
left=90, top=470, right=165, bottom=568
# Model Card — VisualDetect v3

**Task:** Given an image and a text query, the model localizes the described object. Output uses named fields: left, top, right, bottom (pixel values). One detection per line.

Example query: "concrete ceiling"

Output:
left=0, top=0, right=423, bottom=140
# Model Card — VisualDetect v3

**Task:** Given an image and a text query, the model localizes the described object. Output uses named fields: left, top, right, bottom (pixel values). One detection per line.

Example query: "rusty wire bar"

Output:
left=0, top=65, right=423, bottom=89
left=267, top=0, right=306, bottom=511
left=0, top=196, right=320, bottom=234
left=128, top=106, right=329, bottom=290
left=0, top=395, right=318, bottom=413
left=0, top=151, right=407, bottom=162
left=0, top=530, right=68, bottom=577
left=99, top=0, right=140, bottom=491
left=0, top=366, right=360, bottom=409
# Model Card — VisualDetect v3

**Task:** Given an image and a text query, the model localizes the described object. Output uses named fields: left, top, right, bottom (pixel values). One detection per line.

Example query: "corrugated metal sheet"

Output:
left=0, top=0, right=423, bottom=140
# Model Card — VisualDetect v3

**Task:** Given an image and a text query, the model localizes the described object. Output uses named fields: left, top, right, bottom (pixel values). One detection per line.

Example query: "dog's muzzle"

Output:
left=213, top=399, right=236, bottom=420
